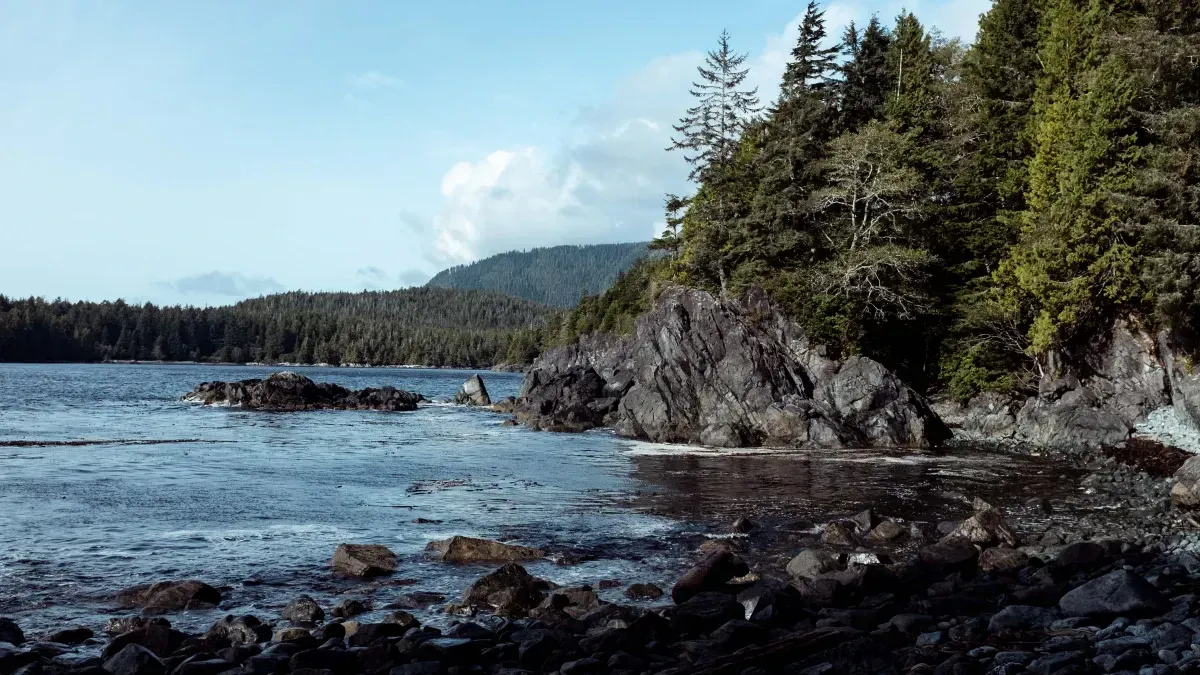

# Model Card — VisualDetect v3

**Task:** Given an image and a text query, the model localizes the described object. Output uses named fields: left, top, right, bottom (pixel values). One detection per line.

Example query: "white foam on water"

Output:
left=620, top=440, right=807, bottom=457
left=159, top=523, right=353, bottom=543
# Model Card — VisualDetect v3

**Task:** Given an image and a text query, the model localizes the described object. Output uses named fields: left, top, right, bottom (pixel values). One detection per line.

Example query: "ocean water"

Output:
left=0, top=363, right=1086, bottom=638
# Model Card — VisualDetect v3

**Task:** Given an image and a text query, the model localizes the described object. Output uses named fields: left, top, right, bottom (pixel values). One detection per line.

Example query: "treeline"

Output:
left=566, top=0, right=1200, bottom=399
left=426, top=243, right=652, bottom=307
left=0, top=288, right=555, bottom=367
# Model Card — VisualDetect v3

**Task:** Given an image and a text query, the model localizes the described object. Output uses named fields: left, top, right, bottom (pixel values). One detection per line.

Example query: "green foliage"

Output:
left=425, top=242, right=651, bottom=307
left=0, top=288, right=556, bottom=367
left=547, top=257, right=670, bottom=345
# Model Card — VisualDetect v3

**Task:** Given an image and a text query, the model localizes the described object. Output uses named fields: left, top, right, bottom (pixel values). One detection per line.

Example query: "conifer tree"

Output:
left=837, top=17, right=892, bottom=132
left=886, top=12, right=936, bottom=134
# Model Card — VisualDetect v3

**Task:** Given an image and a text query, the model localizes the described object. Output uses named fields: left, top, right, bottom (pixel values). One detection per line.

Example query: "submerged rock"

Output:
left=115, top=580, right=221, bottom=612
left=424, top=536, right=543, bottom=563
left=671, top=550, right=750, bottom=604
left=331, top=544, right=397, bottom=577
left=514, top=286, right=948, bottom=449
left=182, top=371, right=422, bottom=412
left=453, top=375, right=491, bottom=406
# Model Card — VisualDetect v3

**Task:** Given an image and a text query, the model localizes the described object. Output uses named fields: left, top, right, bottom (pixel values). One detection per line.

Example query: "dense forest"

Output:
left=426, top=243, right=651, bottom=306
left=556, top=0, right=1200, bottom=399
left=0, top=288, right=553, bottom=367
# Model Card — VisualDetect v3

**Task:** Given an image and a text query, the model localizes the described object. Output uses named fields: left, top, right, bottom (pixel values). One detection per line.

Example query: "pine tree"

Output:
left=649, top=194, right=688, bottom=260
left=836, top=17, right=892, bottom=132
left=885, top=12, right=936, bottom=134
left=780, top=2, right=839, bottom=102
left=670, top=30, right=761, bottom=292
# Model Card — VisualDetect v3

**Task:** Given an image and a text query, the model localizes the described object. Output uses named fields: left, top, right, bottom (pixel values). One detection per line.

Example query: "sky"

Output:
left=0, top=0, right=991, bottom=306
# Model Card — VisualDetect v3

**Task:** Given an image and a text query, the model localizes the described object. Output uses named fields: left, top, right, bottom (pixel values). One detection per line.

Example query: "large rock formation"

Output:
left=514, top=287, right=949, bottom=449
left=183, top=372, right=423, bottom=411
left=453, top=375, right=491, bottom=406
left=946, top=320, right=1195, bottom=448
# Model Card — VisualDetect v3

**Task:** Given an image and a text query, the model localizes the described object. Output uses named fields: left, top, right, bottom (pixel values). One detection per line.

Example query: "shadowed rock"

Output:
left=331, top=544, right=397, bottom=577
left=115, top=580, right=221, bottom=612
left=424, top=536, right=543, bottom=563
left=453, top=375, right=491, bottom=406
left=183, top=371, right=422, bottom=412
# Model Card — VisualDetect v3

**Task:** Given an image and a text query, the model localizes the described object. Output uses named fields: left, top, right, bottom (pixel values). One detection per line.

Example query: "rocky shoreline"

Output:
left=10, top=440, right=1200, bottom=675
left=182, top=372, right=426, bottom=412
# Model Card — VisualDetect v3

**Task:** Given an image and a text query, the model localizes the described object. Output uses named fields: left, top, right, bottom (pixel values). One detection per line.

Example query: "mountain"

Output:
left=0, top=287, right=555, bottom=367
left=425, top=242, right=652, bottom=307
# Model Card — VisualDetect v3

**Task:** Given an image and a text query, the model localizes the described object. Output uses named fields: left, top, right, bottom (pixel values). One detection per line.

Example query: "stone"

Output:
left=785, top=550, right=842, bottom=580
left=114, top=580, right=221, bottom=611
left=1054, top=541, right=1109, bottom=569
left=348, top=623, right=407, bottom=647
left=382, top=612, right=420, bottom=630
left=331, top=544, right=397, bottom=577
left=979, top=547, right=1029, bottom=574
left=868, top=520, right=906, bottom=542
left=453, top=375, right=491, bottom=406
left=272, top=627, right=313, bottom=643
left=1059, top=569, right=1172, bottom=617
left=205, top=615, right=270, bottom=645
left=513, top=366, right=616, bottom=433
left=183, top=371, right=422, bottom=412
left=918, top=536, right=978, bottom=572
left=948, top=507, right=1019, bottom=547
left=670, top=550, right=750, bottom=604
left=45, top=627, right=92, bottom=645
left=462, top=563, right=545, bottom=616
left=331, top=599, right=367, bottom=619
left=671, top=592, right=745, bottom=636
left=101, top=625, right=188, bottom=660
left=102, top=644, right=165, bottom=675
left=624, top=584, right=664, bottom=600
left=425, top=536, right=543, bottom=563
left=0, top=619, right=24, bottom=646
left=1174, top=455, right=1200, bottom=507
left=1160, top=330, right=1200, bottom=431
left=820, top=522, right=858, bottom=547
left=988, top=605, right=1061, bottom=633
left=281, top=596, right=325, bottom=623
left=104, top=618, right=167, bottom=638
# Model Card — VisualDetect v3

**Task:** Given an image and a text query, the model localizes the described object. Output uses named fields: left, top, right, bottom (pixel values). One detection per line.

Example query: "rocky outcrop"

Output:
left=1161, top=330, right=1200, bottom=431
left=948, top=320, right=1192, bottom=449
left=453, top=375, right=491, bottom=406
left=115, top=580, right=221, bottom=612
left=183, top=372, right=423, bottom=411
left=424, top=536, right=543, bottom=563
left=331, top=544, right=397, bottom=577
left=514, top=287, right=948, bottom=449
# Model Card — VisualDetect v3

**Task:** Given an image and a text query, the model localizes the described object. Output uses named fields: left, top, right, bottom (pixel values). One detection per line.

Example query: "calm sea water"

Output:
left=0, top=363, right=1085, bottom=638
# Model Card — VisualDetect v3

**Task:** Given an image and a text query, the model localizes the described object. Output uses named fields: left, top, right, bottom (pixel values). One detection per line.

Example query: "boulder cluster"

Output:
left=182, top=372, right=424, bottom=412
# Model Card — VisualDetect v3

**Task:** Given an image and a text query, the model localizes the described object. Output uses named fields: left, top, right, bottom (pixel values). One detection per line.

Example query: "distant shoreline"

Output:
left=0, top=359, right=529, bottom=372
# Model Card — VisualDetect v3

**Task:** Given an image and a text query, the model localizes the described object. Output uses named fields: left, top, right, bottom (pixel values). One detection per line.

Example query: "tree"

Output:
left=836, top=17, right=892, bottom=132
left=808, top=121, right=932, bottom=319
left=649, top=194, right=688, bottom=260
left=886, top=12, right=936, bottom=134
left=781, top=2, right=840, bottom=102
left=670, top=30, right=761, bottom=292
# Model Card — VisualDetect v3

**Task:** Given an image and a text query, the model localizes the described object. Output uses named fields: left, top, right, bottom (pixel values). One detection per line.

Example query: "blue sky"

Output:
left=0, top=0, right=990, bottom=306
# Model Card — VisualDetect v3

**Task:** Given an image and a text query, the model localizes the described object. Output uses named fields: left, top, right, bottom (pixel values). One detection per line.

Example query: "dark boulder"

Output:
left=1058, top=569, right=1172, bottom=618
left=114, top=581, right=221, bottom=612
left=0, top=618, right=24, bottom=646
left=461, top=563, right=546, bottom=617
left=624, top=583, right=664, bottom=600
left=513, top=367, right=615, bottom=432
left=424, top=536, right=542, bottom=563
left=205, top=616, right=269, bottom=645
left=671, top=592, right=745, bottom=636
left=102, top=645, right=165, bottom=675
left=281, top=596, right=325, bottom=623
left=453, top=375, right=491, bottom=406
left=331, top=544, right=396, bottom=577
left=46, top=627, right=93, bottom=645
left=183, top=372, right=422, bottom=412
left=671, top=550, right=750, bottom=604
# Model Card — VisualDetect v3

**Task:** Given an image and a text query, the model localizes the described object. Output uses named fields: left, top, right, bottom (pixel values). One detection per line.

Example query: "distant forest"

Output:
left=0, top=288, right=554, bottom=367
left=426, top=243, right=651, bottom=306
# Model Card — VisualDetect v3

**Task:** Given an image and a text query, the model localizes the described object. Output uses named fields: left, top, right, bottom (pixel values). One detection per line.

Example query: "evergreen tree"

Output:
left=780, top=2, right=840, bottom=102
left=836, top=17, right=892, bottom=132
left=886, top=12, right=937, bottom=134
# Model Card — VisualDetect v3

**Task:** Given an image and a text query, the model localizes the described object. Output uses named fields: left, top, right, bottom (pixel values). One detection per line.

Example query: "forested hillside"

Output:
left=0, top=288, right=553, bottom=367
left=426, top=243, right=651, bottom=306
left=556, top=0, right=1200, bottom=398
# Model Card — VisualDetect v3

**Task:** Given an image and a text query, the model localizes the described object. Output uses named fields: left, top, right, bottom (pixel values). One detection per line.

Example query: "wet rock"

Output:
left=101, top=625, right=188, bottom=660
left=331, top=544, right=397, bottom=577
left=624, top=584, right=664, bottom=601
left=1058, top=569, right=1172, bottom=617
left=820, top=522, right=858, bottom=547
left=979, top=547, right=1029, bottom=574
left=102, top=644, right=165, bottom=675
left=0, top=619, right=24, bottom=646
left=868, top=520, right=906, bottom=542
left=387, top=592, right=446, bottom=609
left=176, top=658, right=234, bottom=675
left=114, top=580, right=221, bottom=611
left=104, top=618, right=167, bottom=638
left=785, top=550, right=843, bottom=580
left=710, top=620, right=767, bottom=650
left=281, top=596, right=326, bottom=623
left=731, top=517, right=757, bottom=534
left=454, top=375, right=491, bottom=406
left=671, top=592, right=745, bottom=636
left=948, top=506, right=1019, bottom=547
left=347, top=623, right=407, bottom=647
left=44, top=627, right=91, bottom=645
left=988, top=605, right=1061, bottom=633
left=918, top=536, right=978, bottom=572
left=462, top=563, right=545, bottom=616
left=1054, top=540, right=1109, bottom=569
left=205, top=616, right=270, bottom=645
left=382, top=612, right=420, bottom=630
left=272, top=627, right=313, bottom=643
left=331, top=599, right=367, bottom=619
left=513, top=366, right=615, bottom=433
left=183, top=371, right=422, bottom=412
left=888, top=614, right=934, bottom=636
left=670, top=550, right=750, bottom=604
left=425, top=536, right=543, bottom=564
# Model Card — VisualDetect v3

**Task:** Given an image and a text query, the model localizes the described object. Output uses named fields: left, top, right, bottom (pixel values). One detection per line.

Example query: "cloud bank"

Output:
left=166, top=271, right=285, bottom=298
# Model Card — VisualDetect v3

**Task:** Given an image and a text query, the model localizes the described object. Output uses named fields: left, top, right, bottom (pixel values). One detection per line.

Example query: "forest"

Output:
left=426, top=243, right=651, bottom=307
left=554, top=0, right=1200, bottom=399
left=0, top=288, right=552, bottom=367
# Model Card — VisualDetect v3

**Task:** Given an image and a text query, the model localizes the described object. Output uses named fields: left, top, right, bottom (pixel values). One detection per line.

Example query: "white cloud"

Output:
left=347, top=70, right=402, bottom=89
left=164, top=271, right=284, bottom=298
left=429, top=1, right=988, bottom=264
